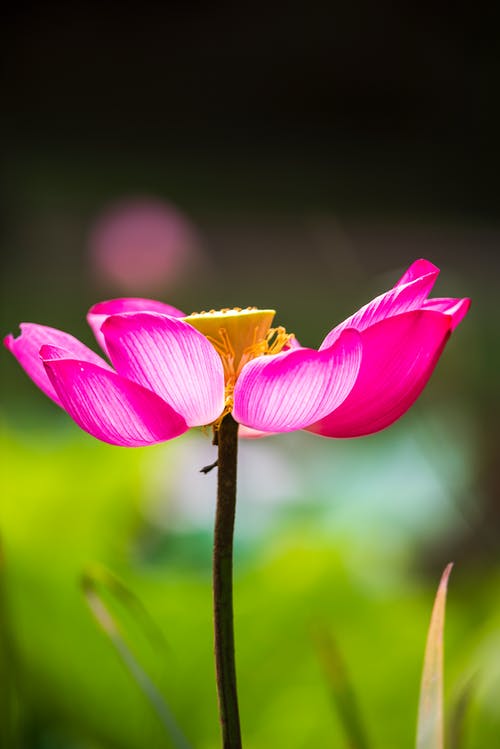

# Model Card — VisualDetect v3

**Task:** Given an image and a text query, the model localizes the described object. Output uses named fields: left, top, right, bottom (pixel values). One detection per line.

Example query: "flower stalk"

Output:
left=213, top=413, right=242, bottom=748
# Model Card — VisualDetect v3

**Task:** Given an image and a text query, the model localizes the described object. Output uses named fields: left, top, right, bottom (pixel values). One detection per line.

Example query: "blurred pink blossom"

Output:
left=89, top=198, right=201, bottom=293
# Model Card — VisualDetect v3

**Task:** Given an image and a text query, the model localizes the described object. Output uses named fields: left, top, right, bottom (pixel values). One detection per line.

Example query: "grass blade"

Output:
left=416, top=563, right=453, bottom=749
left=448, top=679, right=474, bottom=749
left=82, top=563, right=168, bottom=651
left=82, top=566, right=192, bottom=749
left=315, top=626, right=371, bottom=749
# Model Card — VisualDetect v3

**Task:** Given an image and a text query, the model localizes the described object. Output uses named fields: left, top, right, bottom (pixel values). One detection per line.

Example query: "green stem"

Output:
left=213, top=413, right=242, bottom=748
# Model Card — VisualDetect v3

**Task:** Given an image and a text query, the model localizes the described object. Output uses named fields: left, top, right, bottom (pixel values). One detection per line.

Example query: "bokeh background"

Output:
left=1, top=3, right=499, bottom=748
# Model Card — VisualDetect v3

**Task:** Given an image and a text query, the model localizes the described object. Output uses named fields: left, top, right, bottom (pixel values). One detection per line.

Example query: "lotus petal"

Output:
left=88, top=298, right=185, bottom=353
left=41, top=345, right=187, bottom=446
left=321, top=260, right=440, bottom=348
left=4, top=323, right=112, bottom=406
left=421, top=297, right=471, bottom=331
left=238, top=425, right=275, bottom=439
left=102, top=312, right=225, bottom=427
left=233, top=329, right=362, bottom=432
left=395, top=258, right=440, bottom=286
left=308, top=310, right=451, bottom=438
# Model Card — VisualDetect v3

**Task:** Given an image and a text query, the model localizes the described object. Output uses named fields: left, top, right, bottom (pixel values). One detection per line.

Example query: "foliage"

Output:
left=1, top=425, right=499, bottom=748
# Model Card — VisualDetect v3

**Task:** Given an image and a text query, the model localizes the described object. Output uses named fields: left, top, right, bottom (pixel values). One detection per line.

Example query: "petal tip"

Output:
left=3, top=333, right=15, bottom=351
left=309, top=309, right=453, bottom=438
left=401, top=258, right=440, bottom=282
left=450, top=297, right=471, bottom=330
left=4, top=323, right=28, bottom=351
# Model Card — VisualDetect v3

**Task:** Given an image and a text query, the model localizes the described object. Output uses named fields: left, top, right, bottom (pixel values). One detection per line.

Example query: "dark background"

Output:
left=3, top=1, right=500, bottom=212
left=2, top=1, right=499, bottom=347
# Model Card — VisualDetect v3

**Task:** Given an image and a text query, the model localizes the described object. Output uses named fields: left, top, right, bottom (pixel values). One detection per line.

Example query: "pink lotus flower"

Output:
left=4, top=259, right=469, bottom=447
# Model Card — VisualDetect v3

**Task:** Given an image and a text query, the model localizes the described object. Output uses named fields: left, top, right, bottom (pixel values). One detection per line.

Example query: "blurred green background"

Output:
left=1, top=3, right=499, bottom=747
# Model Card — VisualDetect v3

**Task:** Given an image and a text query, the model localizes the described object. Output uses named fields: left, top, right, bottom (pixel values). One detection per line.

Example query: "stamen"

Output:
left=183, top=306, right=295, bottom=426
left=266, top=326, right=294, bottom=355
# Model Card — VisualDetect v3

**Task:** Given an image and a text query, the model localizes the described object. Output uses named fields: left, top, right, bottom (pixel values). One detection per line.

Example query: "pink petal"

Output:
left=238, top=425, right=275, bottom=439
left=422, top=297, right=471, bottom=331
left=4, top=323, right=112, bottom=406
left=87, top=297, right=185, bottom=353
left=308, top=310, right=452, bottom=438
left=395, top=258, right=440, bottom=286
left=102, top=312, right=225, bottom=427
left=320, top=259, right=440, bottom=349
left=232, top=329, right=362, bottom=433
left=41, top=345, right=188, bottom=446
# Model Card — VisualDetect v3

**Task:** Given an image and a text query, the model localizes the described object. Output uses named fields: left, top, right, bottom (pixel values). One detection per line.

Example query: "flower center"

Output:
left=183, top=306, right=293, bottom=414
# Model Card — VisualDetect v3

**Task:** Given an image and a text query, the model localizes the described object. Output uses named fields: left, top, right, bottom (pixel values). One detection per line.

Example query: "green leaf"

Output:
left=416, top=563, right=453, bottom=749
